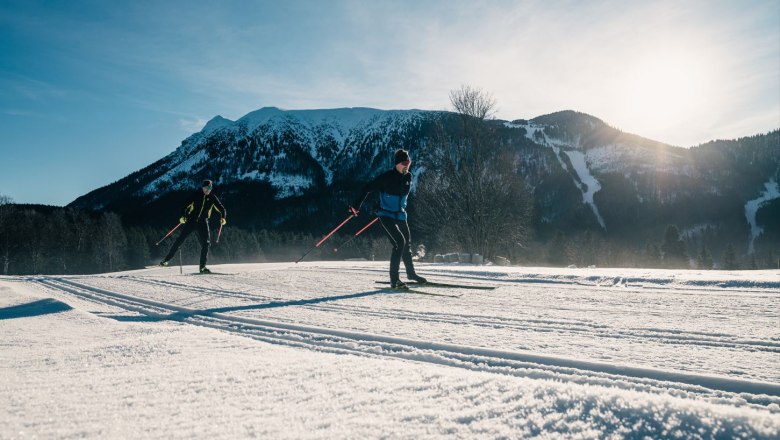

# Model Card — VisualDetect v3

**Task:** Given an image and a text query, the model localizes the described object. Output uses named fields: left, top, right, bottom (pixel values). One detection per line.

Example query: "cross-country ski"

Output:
left=375, top=280, right=496, bottom=290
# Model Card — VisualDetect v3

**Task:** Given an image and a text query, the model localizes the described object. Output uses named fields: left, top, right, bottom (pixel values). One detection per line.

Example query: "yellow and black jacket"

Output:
left=183, top=190, right=226, bottom=223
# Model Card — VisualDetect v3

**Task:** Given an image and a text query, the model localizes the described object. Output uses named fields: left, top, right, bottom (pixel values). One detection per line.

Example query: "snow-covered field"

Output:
left=2, top=262, right=779, bottom=439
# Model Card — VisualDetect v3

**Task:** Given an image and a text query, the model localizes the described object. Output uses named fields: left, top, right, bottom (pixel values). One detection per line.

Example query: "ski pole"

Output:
left=155, top=223, right=182, bottom=246
left=295, top=213, right=356, bottom=263
left=333, top=217, right=378, bottom=252
left=216, top=223, right=224, bottom=243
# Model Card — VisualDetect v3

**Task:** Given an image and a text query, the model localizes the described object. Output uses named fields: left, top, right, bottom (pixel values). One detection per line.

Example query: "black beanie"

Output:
left=202, top=179, right=213, bottom=188
left=394, top=149, right=410, bottom=165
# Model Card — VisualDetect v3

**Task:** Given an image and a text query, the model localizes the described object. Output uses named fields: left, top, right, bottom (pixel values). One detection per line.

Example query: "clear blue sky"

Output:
left=1, top=0, right=778, bottom=206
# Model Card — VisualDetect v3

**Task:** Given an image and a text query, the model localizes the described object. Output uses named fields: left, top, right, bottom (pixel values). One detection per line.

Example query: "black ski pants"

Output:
left=164, top=220, right=210, bottom=268
left=377, top=216, right=419, bottom=282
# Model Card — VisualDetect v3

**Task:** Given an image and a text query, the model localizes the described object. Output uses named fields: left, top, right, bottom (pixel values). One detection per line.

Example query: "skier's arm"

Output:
left=210, top=194, right=227, bottom=225
left=181, top=194, right=198, bottom=222
left=351, top=173, right=385, bottom=213
left=210, top=194, right=227, bottom=219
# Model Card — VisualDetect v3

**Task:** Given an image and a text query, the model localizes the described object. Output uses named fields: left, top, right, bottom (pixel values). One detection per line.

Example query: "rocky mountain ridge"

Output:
left=69, top=107, right=780, bottom=254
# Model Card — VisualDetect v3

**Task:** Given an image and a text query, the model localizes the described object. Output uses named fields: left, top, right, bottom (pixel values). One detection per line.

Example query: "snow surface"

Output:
left=745, top=178, right=780, bottom=254
left=201, top=115, right=233, bottom=135
left=145, top=149, right=209, bottom=193
left=263, top=172, right=314, bottom=199
left=238, top=107, right=384, bottom=135
left=586, top=144, right=627, bottom=173
left=234, top=107, right=424, bottom=149
left=2, top=262, right=779, bottom=439
left=563, top=150, right=606, bottom=228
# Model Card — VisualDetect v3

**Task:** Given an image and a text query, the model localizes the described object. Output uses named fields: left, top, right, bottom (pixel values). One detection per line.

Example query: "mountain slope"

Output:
left=68, top=107, right=780, bottom=253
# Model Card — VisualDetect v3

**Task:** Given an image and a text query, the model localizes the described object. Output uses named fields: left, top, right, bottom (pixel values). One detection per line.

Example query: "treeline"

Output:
left=514, top=225, right=779, bottom=270
left=0, top=201, right=392, bottom=275
left=1, top=201, right=777, bottom=275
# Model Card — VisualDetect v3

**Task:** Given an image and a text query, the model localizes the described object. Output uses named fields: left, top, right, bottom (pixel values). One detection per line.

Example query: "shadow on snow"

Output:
left=148, top=289, right=397, bottom=322
left=0, top=298, right=73, bottom=320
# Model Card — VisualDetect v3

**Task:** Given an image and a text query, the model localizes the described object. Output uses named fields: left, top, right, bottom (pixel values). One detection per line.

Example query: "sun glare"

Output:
left=616, top=47, right=716, bottom=143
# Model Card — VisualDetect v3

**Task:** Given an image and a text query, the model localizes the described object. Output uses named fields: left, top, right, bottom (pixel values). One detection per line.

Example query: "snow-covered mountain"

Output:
left=506, top=112, right=779, bottom=251
left=74, top=107, right=435, bottom=206
left=68, top=107, right=780, bottom=252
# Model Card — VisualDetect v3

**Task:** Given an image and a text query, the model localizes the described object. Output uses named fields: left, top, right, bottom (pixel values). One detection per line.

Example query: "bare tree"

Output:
left=415, top=86, right=533, bottom=260
left=449, top=85, right=497, bottom=121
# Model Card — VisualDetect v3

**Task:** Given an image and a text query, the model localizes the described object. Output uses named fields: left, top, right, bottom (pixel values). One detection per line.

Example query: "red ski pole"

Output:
left=333, top=217, right=378, bottom=252
left=295, top=213, right=356, bottom=263
left=155, top=222, right=182, bottom=246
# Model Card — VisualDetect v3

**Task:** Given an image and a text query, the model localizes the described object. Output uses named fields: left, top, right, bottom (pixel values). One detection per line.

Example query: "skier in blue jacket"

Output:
left=351, top=149, right=427, bottom=289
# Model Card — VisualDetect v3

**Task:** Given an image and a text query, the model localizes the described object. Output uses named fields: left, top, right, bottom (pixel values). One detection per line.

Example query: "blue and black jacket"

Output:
left=352, top=169, right=412, bottom=221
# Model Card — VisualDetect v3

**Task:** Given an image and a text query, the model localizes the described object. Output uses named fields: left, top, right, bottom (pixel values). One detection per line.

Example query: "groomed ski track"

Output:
left=24, top=262, right=780, bottom=409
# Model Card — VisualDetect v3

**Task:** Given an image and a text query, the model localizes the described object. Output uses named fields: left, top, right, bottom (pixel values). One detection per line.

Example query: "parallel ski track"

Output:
left=32, top=276, right=780, bottom=407
left=100, top=275, right=780, bottom=354
left=317, top=266, right=780, bottom=296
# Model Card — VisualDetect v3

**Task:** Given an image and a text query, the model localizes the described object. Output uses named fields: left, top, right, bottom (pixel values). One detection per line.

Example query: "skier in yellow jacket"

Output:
left=160, top=179, right=226, bottom=273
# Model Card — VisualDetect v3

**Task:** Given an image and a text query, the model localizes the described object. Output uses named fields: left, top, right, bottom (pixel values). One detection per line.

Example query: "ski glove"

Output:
left=349, top=206, right=359, bottom=217
left=220, top=217, right=227, bottom=226
left=179, top=216, right=187, bottom=224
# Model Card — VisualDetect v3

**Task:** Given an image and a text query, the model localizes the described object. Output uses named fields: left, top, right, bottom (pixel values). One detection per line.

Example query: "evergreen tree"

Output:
left=661, top=225, right=688, bottom=268
left=44, top=210, right=75, bottom=274
left=0, top=195, right=14, bottom=274
left=548, top=231, right=569, bottom=266
left=747, top=254, right=758, bottom=270
left=66, top=208, right=94, bottom=273
left=766, top=249, right=778, bottom=270
left=575, top=230, right=597, bottom=267
left=644, top=242, right=661, bottom=268
left=721, top=244, right=738, bottom=270
left=697, top=243, right=713, bottom=270
left=95, top=212, right=128, bottom=272
left=125, top=227, right=151, bottom=268
left=20, top=209, right=46, bottom=274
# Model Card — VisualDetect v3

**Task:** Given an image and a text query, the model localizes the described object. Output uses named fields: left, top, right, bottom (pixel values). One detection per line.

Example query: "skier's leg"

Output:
left=196, top=221, right=211, bottom=269
left=399, top=220, right=426, bottom=283
left=378, top=217, right=405, bottom=284
left=163, top=223, right=194, bottom=262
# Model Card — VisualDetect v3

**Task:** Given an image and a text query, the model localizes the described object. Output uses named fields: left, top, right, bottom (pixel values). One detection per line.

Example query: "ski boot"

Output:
left=390, top=280, right=409, bottom=290
left=408, top=274, right=427, bottom=284
left=199, top=267, right=212, bottom=274
left=159, top=260, right=169, bottom=267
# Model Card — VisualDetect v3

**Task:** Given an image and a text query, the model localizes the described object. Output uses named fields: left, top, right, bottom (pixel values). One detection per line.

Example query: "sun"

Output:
left=615, top=46, right=717, bottom=142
